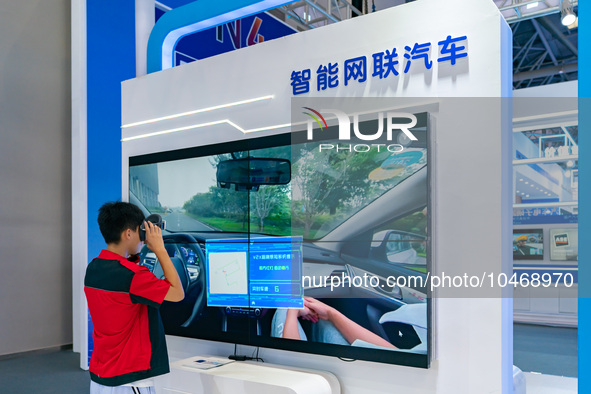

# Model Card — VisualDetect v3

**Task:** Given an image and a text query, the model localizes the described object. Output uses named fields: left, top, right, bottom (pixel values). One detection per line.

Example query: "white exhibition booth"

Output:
left=75, top=0, right=515, bottom=393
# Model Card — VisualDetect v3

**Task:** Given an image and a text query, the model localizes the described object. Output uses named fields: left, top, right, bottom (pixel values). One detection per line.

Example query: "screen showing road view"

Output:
left=129, top=114, right=430, bottom=368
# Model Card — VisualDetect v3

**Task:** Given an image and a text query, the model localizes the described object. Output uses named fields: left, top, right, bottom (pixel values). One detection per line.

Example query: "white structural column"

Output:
left=71, top=0, right=88, bottom=369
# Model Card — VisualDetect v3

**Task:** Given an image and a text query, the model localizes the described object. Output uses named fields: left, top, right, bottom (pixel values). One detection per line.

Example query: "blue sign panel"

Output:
left=174, top=12, right=296, bottom=66
left=513, top=213, right=578, bottom=225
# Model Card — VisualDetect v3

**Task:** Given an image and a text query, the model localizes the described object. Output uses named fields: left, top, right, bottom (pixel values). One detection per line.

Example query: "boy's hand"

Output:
left=144, top=221, right=185, bottom=302
left=144, top=221, right=166, bottom=254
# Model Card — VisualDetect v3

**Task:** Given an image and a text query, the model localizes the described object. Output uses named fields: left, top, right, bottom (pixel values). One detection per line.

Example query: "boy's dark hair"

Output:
left=98, top=202, right=145, bottom=244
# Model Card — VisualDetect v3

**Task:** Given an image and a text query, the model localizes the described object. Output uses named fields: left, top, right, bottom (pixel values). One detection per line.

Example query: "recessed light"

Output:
left=526, top=195, right=530, bottom=197
left=525, top=181, right=529, bottom=184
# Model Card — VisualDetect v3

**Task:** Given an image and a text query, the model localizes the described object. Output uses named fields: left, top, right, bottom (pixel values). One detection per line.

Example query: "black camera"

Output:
left=139, top=213, right=166, bottom=242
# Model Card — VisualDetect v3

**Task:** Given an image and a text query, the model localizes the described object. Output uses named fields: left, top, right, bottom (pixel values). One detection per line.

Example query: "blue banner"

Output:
left=174, top=12, right=296, bottom=65
left=514, top=213, right=578, bottom=225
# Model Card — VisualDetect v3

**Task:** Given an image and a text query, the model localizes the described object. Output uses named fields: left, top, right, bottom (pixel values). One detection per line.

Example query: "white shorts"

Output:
left=90, top=381, right=156, bottom=394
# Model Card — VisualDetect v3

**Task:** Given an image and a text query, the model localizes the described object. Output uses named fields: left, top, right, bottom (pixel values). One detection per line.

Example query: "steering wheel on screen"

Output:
left=149, top=234, right=207, bottom=326
left=179, top=240, right=208, bottom=327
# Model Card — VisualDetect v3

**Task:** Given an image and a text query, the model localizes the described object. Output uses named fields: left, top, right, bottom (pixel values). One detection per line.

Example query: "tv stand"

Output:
left=156, top=356, right=340, bottom=394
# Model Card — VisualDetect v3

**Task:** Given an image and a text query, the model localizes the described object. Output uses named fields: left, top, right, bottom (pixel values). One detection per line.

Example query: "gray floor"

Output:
left=0, top=323, right=578, bottom=392
left=513, top=323, right=578, bottom=378
left=0, top=348, right=89, bottom=394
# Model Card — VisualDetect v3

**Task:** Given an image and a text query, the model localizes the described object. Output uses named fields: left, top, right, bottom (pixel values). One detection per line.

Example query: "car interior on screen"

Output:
left=129, top=115, right=429, bottom=366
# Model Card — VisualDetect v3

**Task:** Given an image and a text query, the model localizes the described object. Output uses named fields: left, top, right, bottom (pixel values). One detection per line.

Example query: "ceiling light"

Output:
left=121, top=118, right=292, bottom=141
left=525, top=181, right=528, bottom=184
left=561, top=0, right=577, bottom=26
left=121, top=120, right=230, bottom=141
left=526, top=195, right=530, bottom=197
left=121, top=95, right=274, bottom=128
left=531, top=185, right=535, bottom=187
left=519, top=179, right=524, bottom=181
left=245, top=123, right=292, bottom=133
left=526, top=2, right=539, bottom=9
left=562, top=12, right=577, bottom=26
left=566, top=160, right=574, bottom=168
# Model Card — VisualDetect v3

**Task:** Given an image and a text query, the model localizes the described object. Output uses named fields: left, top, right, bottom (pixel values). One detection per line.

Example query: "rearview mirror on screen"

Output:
left=216, top=158, right=291, bottom=191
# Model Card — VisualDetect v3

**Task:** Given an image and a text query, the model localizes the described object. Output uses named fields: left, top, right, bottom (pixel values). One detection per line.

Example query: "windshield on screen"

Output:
left=129, top=141, right=426, bottom=240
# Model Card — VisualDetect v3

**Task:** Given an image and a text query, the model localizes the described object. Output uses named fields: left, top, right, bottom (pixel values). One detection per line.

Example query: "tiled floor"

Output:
left=0, top=348, right=89, bottom=394
left=0, top=323, right=580, bottom=394
left=514, top=323, right=577, bottom=377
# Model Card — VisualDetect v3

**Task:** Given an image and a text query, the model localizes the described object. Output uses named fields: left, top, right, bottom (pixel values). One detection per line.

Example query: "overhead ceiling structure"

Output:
left=494, top=0, right=577, bottom=23
left=271, top=0, right=401, bottom=31
left=156, top=0, right=578, bottom=89
left=495, top=0, right=578, bottom=89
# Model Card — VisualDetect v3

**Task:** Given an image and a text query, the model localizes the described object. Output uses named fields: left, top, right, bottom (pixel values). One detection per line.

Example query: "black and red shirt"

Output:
left=84, top=249, right=171, bottom=386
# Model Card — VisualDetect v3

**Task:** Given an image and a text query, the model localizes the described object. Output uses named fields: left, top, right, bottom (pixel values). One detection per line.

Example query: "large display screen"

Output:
left=130, top=114, right=430, bottom=368
left=550, top=228, right=578, bottom=261
left=513, top=229, right=544, bottom=260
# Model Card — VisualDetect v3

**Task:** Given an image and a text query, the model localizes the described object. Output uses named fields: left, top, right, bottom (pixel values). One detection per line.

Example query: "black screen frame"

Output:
left=129, top=113, right=431, bottom=369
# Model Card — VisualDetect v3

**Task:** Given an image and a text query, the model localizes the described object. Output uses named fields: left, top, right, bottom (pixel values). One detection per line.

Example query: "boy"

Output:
left=84, top=202, right=185, bottom=393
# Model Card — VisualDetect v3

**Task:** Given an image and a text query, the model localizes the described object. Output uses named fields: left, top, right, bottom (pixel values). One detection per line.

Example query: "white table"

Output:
left=155, top=356, right=341, bottom=394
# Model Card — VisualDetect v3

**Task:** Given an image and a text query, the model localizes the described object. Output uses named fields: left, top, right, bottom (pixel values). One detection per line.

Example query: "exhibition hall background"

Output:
left=0, top=1, right=71, bottom=356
